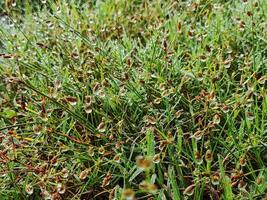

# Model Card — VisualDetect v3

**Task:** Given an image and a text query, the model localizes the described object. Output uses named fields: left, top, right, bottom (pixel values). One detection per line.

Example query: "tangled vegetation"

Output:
left=0, top=0, right=267, bottom=199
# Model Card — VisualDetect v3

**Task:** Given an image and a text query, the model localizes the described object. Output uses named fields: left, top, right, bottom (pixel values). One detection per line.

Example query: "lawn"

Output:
left=0, top=0, right=267, bottom=199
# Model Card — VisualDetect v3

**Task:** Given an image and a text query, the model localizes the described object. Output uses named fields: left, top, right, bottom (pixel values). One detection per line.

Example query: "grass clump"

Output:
left=0, top=0, right=267, bottom=199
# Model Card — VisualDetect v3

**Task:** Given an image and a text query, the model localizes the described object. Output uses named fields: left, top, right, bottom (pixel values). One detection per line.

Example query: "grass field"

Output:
left=0, top=0, right=267, bottom=199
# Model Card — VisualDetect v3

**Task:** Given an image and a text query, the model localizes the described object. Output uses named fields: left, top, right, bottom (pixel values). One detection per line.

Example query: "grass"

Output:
left=0, top=0, right=267, bottom=199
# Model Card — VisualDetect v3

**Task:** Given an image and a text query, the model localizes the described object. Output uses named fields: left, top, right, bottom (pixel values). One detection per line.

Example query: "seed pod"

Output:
left=136, top=156, right=152, bottom=170
left=98, top=146, right=105, bottom=155
left=183, top=184, right=195, bottom=196
left=145, top=116, right=157, bottom=125
left=25, top=184, right=34, bottom=195
left=66, top=96, right=77, bottom=106
left=61, top=168, right=69, bottom=178
left=85, top=95, right=93, bottom=104
left=97, top=121, right=106, bottom=132
left=139, top=181, right=157, bottom=193
left=238, top=179, right=247, bottom=189
left=57, top=183, right=66, bottom=194
left=205, top=150, right=212, bottom=162
left=93, top=82, right=101, bottom=94
left=84, top=104, right=93, bottom=114
left=88, top=146, right=94, bottom=156
left=122, top=188, right=135, bottom=200
left=102, top=171, right=112, bottom=187
left=159, top=140, right=168, bottom=151
left=213, top=114, right=221, bottom=125
left=79, top=168, right=90, bottom=180
left=154, top=97, right=161, bottom=105
left=256, top=176, right=264, bottom=184
left=113, top=154, right=121, bottom=163
left=211, top=173, right=220, bottom=185
left=191, top=130, right=204, bottom=141
left=239, top=156, right=247, bottom=167
left=246, top=112, right=254, bottom=121
left=42, top=190, right=52, bottom=199
left=153, top=153, right=161, bottom=164
left=195, top=151, right=203, bottom=165
left=174, top=109, right=183, bottom=118
left=33, top=125, right=42, bottom=135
